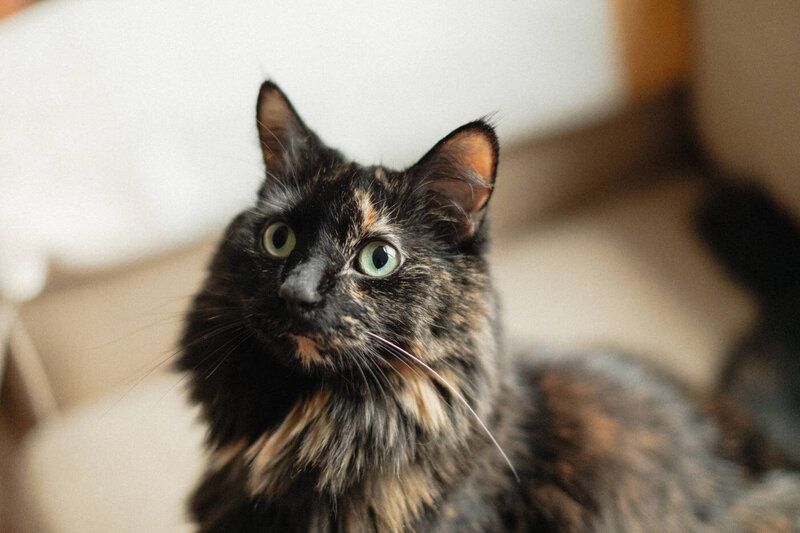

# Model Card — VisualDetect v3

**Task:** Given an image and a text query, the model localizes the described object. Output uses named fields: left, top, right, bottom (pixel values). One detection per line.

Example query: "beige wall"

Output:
left=693, top=0, right=800, bottom=218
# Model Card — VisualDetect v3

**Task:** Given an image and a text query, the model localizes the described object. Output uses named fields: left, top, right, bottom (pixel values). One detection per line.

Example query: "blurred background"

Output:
left=1, top=1, right=798, bottom=531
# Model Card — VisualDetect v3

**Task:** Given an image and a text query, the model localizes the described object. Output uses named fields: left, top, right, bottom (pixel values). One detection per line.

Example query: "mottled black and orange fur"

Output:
left=178, top=82, right=800, bottom=532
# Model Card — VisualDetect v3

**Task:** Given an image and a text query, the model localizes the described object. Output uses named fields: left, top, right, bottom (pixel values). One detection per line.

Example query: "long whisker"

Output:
left=350, top=351, right=372, bottom=396
left=155, top=325, right=253, bottom=409
left=365, top=331, right=519, bottom=483
left=256, top=119, right=288, bottom=154
left=101, top=318, right=246, bottom=417
left=363, top=350, right=394, bottom=385
left=357, top=349, right=389, bottom=401
left=205, top=328, right=253, bottom=379
left=376, top=348, right=470, bottom=428
left=373, top=342, right=425, bottom=380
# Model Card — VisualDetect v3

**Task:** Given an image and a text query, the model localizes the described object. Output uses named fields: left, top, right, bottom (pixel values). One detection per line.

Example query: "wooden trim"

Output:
left=0, top=0, right=31, bottom=21
left=6, top=320, right=59, bottom=422
left=610, top=0, right=691, bottom=103
left=0, top=302, right=13, bottom=388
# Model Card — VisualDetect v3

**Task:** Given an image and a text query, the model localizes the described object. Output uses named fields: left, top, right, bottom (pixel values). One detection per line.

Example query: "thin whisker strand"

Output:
left=366, top=331, right=519, bottom=482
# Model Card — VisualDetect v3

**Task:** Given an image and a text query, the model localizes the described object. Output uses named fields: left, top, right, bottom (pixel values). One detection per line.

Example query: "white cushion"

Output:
left=17, top=374, right=205, bottom=533
left=0, top=0, right=624, bottom=301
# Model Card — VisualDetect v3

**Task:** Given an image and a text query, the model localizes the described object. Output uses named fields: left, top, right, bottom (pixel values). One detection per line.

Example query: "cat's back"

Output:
left=508, top=349, right=799, bottom=532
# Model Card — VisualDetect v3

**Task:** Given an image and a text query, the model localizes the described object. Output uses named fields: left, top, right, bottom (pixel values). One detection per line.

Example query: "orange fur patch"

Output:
left=210, top=439, right=247, bottom=471
left=246, top=388, right=332, bottom=494
left=291, top=335, right=323, bottom=367
left=398, top=374, right=448, bottom=433
left=356, top=189, right=380, bottom=229
left=369, top=467, right=437, bottom=533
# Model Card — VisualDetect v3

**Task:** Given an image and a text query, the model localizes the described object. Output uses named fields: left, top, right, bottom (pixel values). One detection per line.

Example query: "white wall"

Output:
left=0, top=0, right=625, bottom=299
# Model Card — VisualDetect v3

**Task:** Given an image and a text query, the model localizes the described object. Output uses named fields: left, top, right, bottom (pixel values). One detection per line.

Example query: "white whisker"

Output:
left=366, top=331, right=519, bottom=482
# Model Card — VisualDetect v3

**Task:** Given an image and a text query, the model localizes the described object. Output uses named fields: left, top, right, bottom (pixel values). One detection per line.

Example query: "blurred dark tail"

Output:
left=697, top=183, right=800, bottom=303
left=697, top=182, right=800, bottom=463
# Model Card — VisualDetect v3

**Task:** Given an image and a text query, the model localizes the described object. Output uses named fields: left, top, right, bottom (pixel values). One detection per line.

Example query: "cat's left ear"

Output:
left=256, top=81, right=319, bottom=180
left=410, top=121, right=498, bottom=239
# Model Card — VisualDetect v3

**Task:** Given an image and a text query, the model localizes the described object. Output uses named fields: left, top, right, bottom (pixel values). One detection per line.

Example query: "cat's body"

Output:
left=179, top=82, right=800, bottom=532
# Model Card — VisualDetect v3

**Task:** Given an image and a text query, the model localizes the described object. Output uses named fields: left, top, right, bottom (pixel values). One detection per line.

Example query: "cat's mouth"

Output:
left=285, top=328, right=363, bottom=354
left=244, top=310, right=364, bottom=368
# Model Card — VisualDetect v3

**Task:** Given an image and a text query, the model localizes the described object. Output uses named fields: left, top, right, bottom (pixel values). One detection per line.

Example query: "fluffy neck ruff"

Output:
left=181, top=290, right=514, bottom=532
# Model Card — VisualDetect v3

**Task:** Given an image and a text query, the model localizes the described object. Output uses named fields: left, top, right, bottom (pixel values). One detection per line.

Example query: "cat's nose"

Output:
left=278, top=259, right=325, bottom=308
left=278, top=279, right=321, bottom=306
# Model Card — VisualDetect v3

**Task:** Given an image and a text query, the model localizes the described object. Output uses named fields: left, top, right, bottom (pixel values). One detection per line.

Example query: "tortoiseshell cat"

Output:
left=179, top=82, right=800, bottom=532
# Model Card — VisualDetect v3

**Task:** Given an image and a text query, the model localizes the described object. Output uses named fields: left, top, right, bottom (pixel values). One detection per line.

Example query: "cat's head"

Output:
left=188, top=81, right=499, bottom=383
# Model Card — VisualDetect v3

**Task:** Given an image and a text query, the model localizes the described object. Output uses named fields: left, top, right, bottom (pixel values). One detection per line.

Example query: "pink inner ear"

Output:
left=458, top=134, right=495, bottom=187
left=258, top=95, right=291, bottom=159
left=259, top=93, right=292, bottom=133
left=434, top=131, right=495, bottom=215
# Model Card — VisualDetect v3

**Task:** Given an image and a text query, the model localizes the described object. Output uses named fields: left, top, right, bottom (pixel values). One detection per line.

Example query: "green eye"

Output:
left=357, top=241, right=400, bottom=277
left=262, top=222, right=296, bottom=258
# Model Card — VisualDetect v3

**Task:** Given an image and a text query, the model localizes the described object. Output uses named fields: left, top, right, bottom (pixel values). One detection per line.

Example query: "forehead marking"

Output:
left=354, top=188, right=398, bottom=239
left=356, top=189, right=380, bottom=230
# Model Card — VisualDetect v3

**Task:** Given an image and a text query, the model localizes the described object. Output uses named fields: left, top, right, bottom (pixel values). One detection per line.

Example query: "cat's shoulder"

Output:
left=501, top=346, right=739, bottom=531
left=508, top=344, right=718, bottom=457
left=511, top=344, right=692, bottom=409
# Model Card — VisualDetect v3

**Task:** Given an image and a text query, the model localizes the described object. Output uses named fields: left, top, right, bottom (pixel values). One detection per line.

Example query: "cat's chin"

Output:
left=259, top=331, right=390, bottom=382
left=286, top=334, right=329, bottom=368
left=240, top=320, right=339, bottom=374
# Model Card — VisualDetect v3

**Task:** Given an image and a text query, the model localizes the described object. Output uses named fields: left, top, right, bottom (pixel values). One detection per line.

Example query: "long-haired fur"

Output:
left=179, top=82, right=800, bottom=532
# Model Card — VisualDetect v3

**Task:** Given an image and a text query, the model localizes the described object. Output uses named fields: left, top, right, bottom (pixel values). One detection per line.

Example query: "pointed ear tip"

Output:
left=258, top=80, right=285, bottom=102
left=472, top=118, right=498, bottom=136
left=459, top=121, right=499, bottom=179
left=454, top=120, right=499, bottom=158
left=258, top=79, right=280, bottom=93
left=462, top=119, right=498, bottom=142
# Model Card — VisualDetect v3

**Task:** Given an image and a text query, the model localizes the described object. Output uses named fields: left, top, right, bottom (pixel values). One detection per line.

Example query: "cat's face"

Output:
left=198, top=82, right=499, bottom=379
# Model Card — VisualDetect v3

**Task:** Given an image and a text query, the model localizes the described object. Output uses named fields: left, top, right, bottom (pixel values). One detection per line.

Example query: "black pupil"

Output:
left=372, top=245, right=390, bottom=269
left=272, top=225, right=288, bottom=249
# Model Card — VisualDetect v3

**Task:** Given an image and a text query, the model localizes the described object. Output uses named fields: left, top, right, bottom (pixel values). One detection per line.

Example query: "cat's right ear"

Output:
left=256, top=81, right=317, bottom=180
left=409, top=120, right=498, bottom=240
